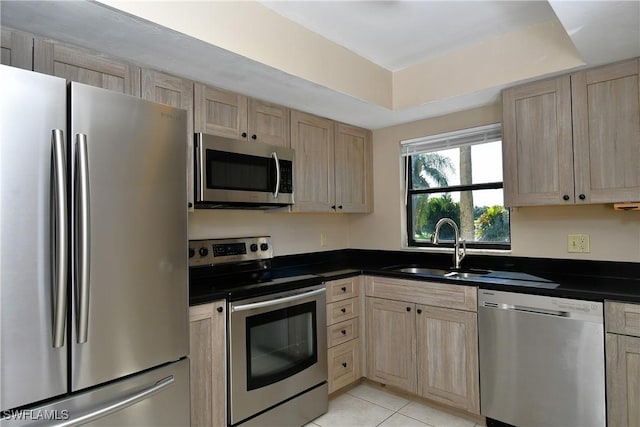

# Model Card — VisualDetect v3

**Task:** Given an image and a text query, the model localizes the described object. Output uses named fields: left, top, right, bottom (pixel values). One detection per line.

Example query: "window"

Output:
left=402, top=124, right=510, bottom=250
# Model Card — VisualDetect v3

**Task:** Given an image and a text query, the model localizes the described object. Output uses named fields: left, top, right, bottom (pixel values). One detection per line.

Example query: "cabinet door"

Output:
left=142, top=69, right=195, bottom=210
left=290, top=110, right=335, bottom=212
left=194, top=83, right=248, bottom=140
left=607, top=334, right=640, bottom=427
left=416, top=305, right=479, bottom=414
left=334, top=123, right=372, bottom=213
left=572, top=60, right=640, bottom=204
left=189, top=301, right=226, bottom=427
left=248, top=98, right=290, bottom=147
left=366, top=297, right=416, bottom=393
left=34, top=40, right=140, bottom=95
left=1, top=28, right=33, bottom=70
left=502, top=75, right=574, bottom=206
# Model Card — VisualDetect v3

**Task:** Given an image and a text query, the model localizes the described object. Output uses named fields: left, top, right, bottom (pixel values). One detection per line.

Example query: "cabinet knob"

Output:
left=341, top=308, right=347, bottom=313
left=216, top=306, right=223, bottom=313
left=563, top=194, right=570, bottom=201
left=188, top=202, right=193, bottom=208
left=341, top=330, right=347, bottom=335
left=251, top=134, right=257, bottom=140
left=331, top=205, right=336, bottom=210
left=341, top=286, right=347, bottom=292
left=241, top=132, right=247, bottom=138
left=338, top=205, right=343, bottom=210
left=342, top=362, right=348, bottom=368
left=406, top=307, right=411, bottom=312
left=579, top=194, right=586, bottom=200
left=417, top=309, right=422, bottom=314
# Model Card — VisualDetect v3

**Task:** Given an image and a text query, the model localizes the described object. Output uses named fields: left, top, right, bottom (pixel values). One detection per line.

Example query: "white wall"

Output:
left=348, top=104, right=640, bottom=263
left=188, top=210, right=350, bottom=257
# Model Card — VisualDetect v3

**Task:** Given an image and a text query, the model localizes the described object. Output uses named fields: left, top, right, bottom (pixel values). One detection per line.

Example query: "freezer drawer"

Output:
left=0, top=358, right=190, bottom=427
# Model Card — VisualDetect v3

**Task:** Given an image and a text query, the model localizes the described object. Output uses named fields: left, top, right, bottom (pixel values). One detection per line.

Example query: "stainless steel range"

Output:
left=189, top=237, right=328, bottom=427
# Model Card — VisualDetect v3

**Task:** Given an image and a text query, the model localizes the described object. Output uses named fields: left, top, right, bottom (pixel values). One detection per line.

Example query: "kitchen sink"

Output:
left=388, top=266, right=490, bottom=279
left=394, top=267, right=450, bottom=276
left=444, top=269, right=491, bottom=279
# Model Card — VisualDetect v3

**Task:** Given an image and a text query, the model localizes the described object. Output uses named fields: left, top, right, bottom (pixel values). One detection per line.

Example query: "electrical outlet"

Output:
left=567, top=234, right=590, bottom=253
left=320, top=232, right=328, bottom=247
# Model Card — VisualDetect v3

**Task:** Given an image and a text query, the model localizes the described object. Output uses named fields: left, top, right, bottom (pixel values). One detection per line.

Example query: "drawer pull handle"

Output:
left=341, top=330, right=347, bottom=335
left=341, top=286, right=347, bottom=292
left=342, top=363, right=348, bottom=368
left=341, top=308, right=347, bottom=313
left=406, top=307, right=411, bottom=312
left=417, top=309, right=422, bottom=314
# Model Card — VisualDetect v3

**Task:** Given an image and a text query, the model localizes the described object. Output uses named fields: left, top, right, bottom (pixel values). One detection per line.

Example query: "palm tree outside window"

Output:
left=402, top=124, right=510, bottom=250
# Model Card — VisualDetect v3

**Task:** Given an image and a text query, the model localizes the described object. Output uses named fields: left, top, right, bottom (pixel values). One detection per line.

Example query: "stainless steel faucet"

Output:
left=432, top=218, right=466, bottom=270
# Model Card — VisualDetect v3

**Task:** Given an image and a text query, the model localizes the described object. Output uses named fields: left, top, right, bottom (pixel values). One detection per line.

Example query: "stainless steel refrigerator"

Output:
left=0, top=64, right=190, bottom=425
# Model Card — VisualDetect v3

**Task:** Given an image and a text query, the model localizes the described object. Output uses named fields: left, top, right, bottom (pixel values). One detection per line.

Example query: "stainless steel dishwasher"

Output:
left=478, top=289, right=605, bottom=427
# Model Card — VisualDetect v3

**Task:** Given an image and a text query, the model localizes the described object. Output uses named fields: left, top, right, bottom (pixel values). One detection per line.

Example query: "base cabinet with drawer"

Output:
left=189, top=300, right=226, bottom=427
left=606, top=301, right=640, bottom=427
left=365, top=276, right=479, bottom=415
left=326, top=277, right=363, bottom=393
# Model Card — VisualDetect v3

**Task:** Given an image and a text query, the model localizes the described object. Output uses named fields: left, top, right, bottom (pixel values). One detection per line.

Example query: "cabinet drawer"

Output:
left=606, top=301, right=640, bottom=337
left=327, top=298, right=359, bottom=325
left=327, top=318, right=359, bottom=348
left=365, top=276, right=477, bottom=312
left=328, top=338, right=360, bottom=394
left=326, top=277, right=360, bottom=303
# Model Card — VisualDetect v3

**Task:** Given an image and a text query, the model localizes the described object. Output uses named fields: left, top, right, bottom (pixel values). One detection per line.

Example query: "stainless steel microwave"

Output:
left=194, top=133, right=294, bottom=209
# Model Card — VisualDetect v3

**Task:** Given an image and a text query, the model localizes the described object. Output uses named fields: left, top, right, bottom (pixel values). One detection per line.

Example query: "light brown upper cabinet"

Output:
left=334, top=123, right=373, bottom=212
left=291, top=111, right=372, bottom=213
left=34, top=39, right=140, bottom=96
left=503, top=59, right=640, bottom=207
left=502, top=75, right=574, bottom=206
left=194, top=83, right=290, bottom=146
left=572, top=59, right=640, bottom=204
left=1, top=28, right=33, bottom=70
left=142, top=69, right=195, bottom=210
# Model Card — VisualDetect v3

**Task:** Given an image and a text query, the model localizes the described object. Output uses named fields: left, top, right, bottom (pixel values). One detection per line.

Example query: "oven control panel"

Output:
left=189, top=236, right=273, bottom=267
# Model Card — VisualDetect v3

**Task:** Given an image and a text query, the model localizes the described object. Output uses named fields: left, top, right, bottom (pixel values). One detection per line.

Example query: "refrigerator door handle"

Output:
left=50, top=375, right=175, bottom=427
left=52, top=129, right=68, bottom=348
left=75, top=133, right=91, bottom=344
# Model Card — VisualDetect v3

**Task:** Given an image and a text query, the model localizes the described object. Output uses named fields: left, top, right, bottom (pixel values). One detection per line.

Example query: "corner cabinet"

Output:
left=189, top=301, right=226, bottom=427
left=365, top=276, right=479, bottom=415
left=291, top=111, right=372, bottom=213
left=1, top=28, right=33, bottom=70
left=194, top=83, right=290, bottom=147
left=503, top=59, right=640, bottom=206
left=605, top=301, right=640, bottom=427
left=34, top=39, right=141, bottom=95
left=141, top=69, right=195, bottom=210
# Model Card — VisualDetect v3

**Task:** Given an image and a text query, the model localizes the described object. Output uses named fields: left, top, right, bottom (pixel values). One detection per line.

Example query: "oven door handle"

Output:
left=231, top=287, right=325, bottom=312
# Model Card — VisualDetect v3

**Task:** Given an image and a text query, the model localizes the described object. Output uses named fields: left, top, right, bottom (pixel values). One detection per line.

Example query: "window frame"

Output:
left=403, top=124, right=511, bottom=251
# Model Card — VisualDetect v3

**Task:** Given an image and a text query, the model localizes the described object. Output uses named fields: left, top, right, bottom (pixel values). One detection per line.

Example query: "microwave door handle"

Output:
left=271, top=152, right=280, bottom=199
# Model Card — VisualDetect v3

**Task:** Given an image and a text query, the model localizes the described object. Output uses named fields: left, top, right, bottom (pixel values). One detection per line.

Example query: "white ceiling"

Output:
left=1, top=1, right=639, bottom=130
left=260, top=1, right=557, bottom=71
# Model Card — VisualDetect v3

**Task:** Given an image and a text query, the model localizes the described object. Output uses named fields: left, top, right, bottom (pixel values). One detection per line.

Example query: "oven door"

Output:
left=195, top=133, right=294, bottom=207
left=228, top=285, right=327, bottom=426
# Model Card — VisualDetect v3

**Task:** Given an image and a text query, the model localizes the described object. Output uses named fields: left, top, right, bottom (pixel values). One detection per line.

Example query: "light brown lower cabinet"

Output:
left=365, top=276, right=480, bottom=415
left=606, top=301, right=640, bottom=427
left=189, top=301, right=226, bottom=427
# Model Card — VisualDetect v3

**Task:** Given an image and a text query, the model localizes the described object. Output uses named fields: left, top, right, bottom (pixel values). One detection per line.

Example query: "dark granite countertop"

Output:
left=190, top=249, right=639, bottom=306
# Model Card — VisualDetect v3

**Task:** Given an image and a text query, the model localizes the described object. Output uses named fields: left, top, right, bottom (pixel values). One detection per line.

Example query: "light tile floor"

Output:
left=306, top=383, right=485, bottom=427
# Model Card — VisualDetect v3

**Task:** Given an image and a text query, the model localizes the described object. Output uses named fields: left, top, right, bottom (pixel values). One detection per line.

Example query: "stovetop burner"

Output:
left=188, top=237, right=324, bottom=304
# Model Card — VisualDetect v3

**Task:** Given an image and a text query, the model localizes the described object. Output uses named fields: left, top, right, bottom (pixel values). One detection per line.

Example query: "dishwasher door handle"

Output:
left=482, top=302, right=569, bottom=317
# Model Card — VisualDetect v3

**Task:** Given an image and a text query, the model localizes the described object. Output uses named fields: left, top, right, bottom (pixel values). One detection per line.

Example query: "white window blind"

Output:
left=400, top=123, right=502, bottom=157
